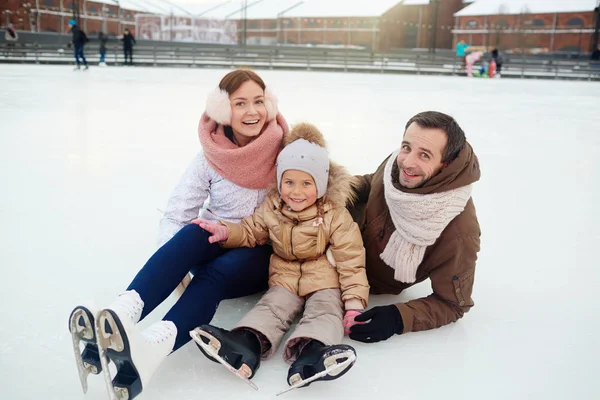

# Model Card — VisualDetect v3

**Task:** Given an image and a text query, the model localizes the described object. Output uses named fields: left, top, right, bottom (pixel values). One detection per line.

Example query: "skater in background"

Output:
left=348, top=111, right=481, bottom=344
left=456, top=39, right=470, bottom=66
left=4, top=23, right=18, bottom=55
left=191, top=122, right=369, bottom=391
left=68, top=68, right=288, bottom=399
left=592, top=43, right=600, bottom=61
left=465, top=51, right=482, bottom=77
left=478, top=60, right=489, bottom=77
left=98, top=31, right=108, bottom=67
left=121, top=28, right=136, bottom=65
left=68, top=19, right=88, bottom=70
left=488, top=58, right=497, bottom=78
left=591, top=43, right=600, bottom=75
left=491, top=48, right=504, bottom=77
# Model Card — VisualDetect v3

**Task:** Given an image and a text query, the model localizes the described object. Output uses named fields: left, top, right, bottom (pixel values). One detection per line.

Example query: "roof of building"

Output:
left=87, top=0, right=195, bottom=16
left=168, top=0, right=403, bottom=19
left=455, top=0, right=598, bottom=16
left=283, top=0, right=401, bottom=18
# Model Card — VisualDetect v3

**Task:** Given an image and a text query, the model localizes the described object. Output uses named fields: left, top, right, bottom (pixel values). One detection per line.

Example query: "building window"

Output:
left=106, top=8, right=114, bottom=15
left=42, top=0, right=55, bottom=7
left=530, top=19, right=545, bottom=26
left=283, top=20, right=293, bottom=27
left=88, top=5, right=97, bottom=13
left=566, top=18, right=584, bottom=26
left=465, top=20, right=478, bottom=28
left=269, top=21, right=276, bottom=29
left=494, top=19, right=509, bottom=29
left=308, top=19, right=318, bottom=26
left=248, top=21, right=258, bottom=29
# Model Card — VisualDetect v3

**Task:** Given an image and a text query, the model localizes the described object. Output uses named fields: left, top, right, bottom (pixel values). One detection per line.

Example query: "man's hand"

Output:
left=191, top=219, right=229, bottom=243
left=349, top=305, right=404, bottom=343
left=343, top=310, right=364, bottom=336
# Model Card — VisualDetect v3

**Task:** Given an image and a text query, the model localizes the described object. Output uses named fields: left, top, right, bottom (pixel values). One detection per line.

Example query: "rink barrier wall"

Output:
left=1, top=41, right=599, bottom=81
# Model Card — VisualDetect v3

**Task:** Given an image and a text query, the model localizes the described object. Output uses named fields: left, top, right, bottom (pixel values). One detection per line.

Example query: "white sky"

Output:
left=0, top=64, right=598, bottom=400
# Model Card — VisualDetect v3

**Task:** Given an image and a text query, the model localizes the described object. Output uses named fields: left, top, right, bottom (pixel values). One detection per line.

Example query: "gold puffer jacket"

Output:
left=221, top=123, right=369, bottom=308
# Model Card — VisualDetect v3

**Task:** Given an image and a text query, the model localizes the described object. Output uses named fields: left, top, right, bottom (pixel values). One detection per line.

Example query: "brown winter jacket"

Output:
left=350, top=142, right=480, bottom=333
left=221, top=124, right=370, bottom=309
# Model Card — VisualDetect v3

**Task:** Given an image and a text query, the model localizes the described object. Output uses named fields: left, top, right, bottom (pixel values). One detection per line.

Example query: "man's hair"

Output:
left=404, top=111, right=466, bottom=163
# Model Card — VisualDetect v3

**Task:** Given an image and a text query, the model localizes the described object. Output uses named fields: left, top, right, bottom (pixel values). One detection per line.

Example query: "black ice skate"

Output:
left=69, top=305, right=103, bottom=393
left=190, top=325, right=261, bottom=390
left=277, top=341, right=357, bottom=396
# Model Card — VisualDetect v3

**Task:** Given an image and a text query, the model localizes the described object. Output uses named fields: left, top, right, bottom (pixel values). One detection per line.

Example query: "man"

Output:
left=98, top=31, right=108, bottom=67
left=592, top=44, right=600, bottom=61
left=592, top=44, right=600, bottom=76
left=68, top=19, right=88, bottom=70
left=348, top=111, right=481, bottom=343
left=121, top=28, right=136, bottom=65
left=491, top=48, right=504, bottom=77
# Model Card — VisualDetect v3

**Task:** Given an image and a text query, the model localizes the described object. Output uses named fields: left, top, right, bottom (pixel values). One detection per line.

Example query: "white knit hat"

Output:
left=276, top=139, right=329, bottom=199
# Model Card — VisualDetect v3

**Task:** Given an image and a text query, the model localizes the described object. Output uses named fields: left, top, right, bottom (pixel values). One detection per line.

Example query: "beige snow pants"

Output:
left=232, top=286, right=344, bottom=364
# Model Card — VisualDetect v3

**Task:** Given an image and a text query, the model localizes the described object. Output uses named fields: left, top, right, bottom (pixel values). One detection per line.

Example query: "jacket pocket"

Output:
left=452, top=273, right=475, bottom=308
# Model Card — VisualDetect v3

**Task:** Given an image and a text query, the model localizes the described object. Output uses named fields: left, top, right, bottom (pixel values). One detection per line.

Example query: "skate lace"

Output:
left=116, top=294, right=143, bottom=321
left=143, top=322, right=176, bottom=344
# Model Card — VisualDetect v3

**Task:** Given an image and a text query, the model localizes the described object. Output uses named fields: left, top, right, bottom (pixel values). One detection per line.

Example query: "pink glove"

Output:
left=343, top=310, right=365, bottom=336
left=191, top=219, right=230, bottom=244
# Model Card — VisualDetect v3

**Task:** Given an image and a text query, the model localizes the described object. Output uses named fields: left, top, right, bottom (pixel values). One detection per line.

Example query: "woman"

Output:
left=68, top=68, right=288, bottom=400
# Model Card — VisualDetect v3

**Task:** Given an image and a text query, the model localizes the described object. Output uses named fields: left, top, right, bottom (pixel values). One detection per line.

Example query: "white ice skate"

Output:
left=69, top=305, right=102, bottom=393
left=96, top=291, right=176, bottom=400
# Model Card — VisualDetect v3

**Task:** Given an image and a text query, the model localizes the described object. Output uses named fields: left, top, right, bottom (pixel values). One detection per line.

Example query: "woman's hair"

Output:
left=218, top=68, right=266, bottom=95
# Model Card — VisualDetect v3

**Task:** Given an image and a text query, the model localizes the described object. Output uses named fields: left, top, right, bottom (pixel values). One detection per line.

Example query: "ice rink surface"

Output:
left=1, top=64, right=599, bottom=399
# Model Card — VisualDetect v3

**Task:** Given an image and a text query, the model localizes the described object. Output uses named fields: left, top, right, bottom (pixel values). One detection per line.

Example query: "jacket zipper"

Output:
left=290, top=219, right=302, bottom=293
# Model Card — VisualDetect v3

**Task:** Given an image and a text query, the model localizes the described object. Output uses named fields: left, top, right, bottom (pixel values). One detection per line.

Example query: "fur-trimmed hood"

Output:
left=268, top=122, right=356, bottom=209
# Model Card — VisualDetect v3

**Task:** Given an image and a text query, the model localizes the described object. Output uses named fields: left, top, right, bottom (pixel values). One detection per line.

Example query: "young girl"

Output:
left=190, top=123, right=369, bottom=391
left=68, top=68, right=288, bottom=400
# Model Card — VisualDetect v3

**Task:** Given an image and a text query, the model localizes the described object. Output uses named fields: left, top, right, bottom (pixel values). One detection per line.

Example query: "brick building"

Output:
left=0, top=0, right=179, bottom=37
left=452, top=0, right=600, bottom=54
left=219, top=0, right=468, bottom=50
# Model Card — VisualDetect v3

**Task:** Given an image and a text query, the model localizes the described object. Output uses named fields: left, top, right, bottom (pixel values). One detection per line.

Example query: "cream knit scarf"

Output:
left=381, top=150, right=473, bottom=283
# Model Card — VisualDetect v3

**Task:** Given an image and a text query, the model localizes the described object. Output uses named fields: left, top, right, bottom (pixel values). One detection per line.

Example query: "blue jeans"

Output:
left=99, top=50, right=106, bottom=63
left=126, top=224, right=272, bottom=351
left=74, top=45, right=87, bottom=66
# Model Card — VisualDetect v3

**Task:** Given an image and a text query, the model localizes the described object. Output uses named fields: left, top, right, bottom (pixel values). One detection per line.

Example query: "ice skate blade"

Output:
left=276, top=352, right=357, bottom=396
left=96, top=310, right=124, bottom=400
left=190, top=329, right=258, bottom=390
left=69, top=307, right=97, bottom=393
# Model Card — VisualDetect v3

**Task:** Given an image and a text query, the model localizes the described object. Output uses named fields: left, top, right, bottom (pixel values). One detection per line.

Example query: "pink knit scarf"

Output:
left=198, top=112, right=288, bottom=189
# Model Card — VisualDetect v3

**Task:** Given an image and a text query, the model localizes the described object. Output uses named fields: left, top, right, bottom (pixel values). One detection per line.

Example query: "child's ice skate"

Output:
left=95, top=290, right=175, bottom=400
left=277, top=341, right=357, bottom=396
left=190, top=325, right=261, bottom=390
left=69, top=305, right=103, bottom=393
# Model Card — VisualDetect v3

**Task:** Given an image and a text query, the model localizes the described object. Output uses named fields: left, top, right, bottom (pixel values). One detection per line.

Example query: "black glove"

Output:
left=349, top=305, right=404, bottom=343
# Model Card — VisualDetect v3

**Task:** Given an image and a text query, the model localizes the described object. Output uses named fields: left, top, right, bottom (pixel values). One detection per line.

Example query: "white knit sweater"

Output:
left=157, top=152, right=268, bottom=247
